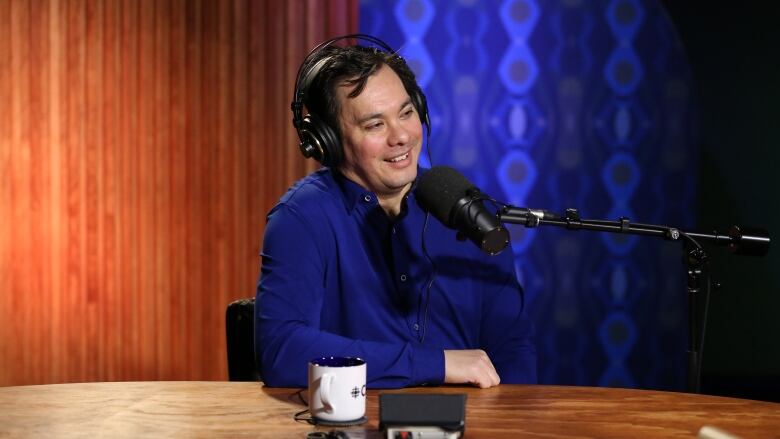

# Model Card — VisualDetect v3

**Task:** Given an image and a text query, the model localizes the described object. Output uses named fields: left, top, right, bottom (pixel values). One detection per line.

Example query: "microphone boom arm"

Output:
left=498, top=206, right=770, bottom=256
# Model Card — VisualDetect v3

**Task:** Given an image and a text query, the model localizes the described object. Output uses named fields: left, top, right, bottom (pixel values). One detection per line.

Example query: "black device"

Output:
left=379, top=393, right=466, bottom=439
left=291, top=34, right=431, bottom=168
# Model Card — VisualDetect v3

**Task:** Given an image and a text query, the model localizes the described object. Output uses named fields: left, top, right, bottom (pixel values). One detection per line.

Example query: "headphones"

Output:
left=291, top=34, right=431, bottom=168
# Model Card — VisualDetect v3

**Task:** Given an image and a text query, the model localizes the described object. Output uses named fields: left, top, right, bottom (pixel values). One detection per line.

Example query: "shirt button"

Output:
left=413, top=323, right=420, bottom=331
left=400, top=274, right=407, bottom=282
left=363, top=194, right=372, bottom=202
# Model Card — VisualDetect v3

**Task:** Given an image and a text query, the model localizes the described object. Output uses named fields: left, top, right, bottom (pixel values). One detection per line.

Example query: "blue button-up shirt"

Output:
left=256, top=168, right=536, bottom=388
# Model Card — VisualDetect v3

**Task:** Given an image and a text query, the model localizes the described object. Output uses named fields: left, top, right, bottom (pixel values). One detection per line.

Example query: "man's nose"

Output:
left=388, top=121, right=410, bottom=145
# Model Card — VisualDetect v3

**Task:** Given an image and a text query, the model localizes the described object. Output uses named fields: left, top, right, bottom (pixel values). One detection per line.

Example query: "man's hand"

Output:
left=443, top=349, right=500, bottom=388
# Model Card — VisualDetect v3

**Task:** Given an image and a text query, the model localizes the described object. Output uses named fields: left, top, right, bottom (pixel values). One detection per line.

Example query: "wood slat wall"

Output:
left=0, top=0, right=357, bottom=386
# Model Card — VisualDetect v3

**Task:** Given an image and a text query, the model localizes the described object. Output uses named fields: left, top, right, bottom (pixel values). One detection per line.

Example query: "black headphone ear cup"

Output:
left=298, top=115, right=324, bottom=163
left=411, top=89, right=431, bottom=134
left=301, top=114, right=342, bottom=168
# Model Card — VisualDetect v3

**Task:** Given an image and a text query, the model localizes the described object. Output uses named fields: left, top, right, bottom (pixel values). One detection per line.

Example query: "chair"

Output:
left=225, top=298, right=261, bottom=381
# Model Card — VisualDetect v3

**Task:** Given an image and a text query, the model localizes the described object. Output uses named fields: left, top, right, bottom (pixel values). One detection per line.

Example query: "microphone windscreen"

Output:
left=415, top=166, right=475, bottom=227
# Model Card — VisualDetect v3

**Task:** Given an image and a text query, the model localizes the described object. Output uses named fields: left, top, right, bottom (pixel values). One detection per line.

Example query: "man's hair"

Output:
left=302, top=45, right=422, bottom=142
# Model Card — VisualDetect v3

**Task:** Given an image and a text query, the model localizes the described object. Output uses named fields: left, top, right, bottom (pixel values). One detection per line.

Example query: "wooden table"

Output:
left=0, top=381, right=778, bottom=438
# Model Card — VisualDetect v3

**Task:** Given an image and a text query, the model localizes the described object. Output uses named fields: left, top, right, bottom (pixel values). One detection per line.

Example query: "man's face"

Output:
left=336, top=65, right=423, bottom=199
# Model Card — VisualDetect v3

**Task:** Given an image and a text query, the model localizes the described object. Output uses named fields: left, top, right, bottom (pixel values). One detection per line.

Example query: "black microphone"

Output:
left=415, top=166, right=509, bottom=255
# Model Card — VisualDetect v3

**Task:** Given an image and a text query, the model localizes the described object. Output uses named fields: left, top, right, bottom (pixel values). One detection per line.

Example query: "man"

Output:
left=256, top=38, right=536, bottom=388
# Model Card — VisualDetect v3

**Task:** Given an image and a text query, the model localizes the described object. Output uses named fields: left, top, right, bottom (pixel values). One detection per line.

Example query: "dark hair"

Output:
left=301, top=45, right=424, bottom=143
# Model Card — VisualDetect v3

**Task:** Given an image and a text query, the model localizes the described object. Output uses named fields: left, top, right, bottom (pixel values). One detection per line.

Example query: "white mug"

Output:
left=308, top=357, right=367, bottom=422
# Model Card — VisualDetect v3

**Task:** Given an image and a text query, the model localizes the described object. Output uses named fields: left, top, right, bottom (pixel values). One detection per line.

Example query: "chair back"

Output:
left=225, top=298, right=260, bottom=381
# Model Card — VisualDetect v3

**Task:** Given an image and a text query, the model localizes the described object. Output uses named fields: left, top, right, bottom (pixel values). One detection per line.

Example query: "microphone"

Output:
left=415, top=166, right=509, bottom=255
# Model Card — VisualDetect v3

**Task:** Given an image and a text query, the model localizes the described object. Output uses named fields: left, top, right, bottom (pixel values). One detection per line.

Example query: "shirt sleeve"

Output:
left=478, top=250, right=538, bottom=384
left=255, top=203, right=444, bottom=388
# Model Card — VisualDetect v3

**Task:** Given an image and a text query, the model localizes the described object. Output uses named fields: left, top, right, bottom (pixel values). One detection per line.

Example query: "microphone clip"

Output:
left=565, top=208, right=582, bottom=230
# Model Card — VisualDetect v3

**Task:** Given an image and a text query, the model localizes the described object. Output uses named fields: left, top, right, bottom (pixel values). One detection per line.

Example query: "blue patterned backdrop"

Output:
left=360, top=0, right=698, bottom=390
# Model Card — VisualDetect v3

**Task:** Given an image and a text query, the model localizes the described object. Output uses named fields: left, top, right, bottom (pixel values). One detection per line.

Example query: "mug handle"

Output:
left=320, top=373, right=335, bottom=411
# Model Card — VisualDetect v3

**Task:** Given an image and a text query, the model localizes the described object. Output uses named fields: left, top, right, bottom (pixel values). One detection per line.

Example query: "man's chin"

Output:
left=380, top=176, right=416, bottom=194
left=389, top=168, right=417, bottom=186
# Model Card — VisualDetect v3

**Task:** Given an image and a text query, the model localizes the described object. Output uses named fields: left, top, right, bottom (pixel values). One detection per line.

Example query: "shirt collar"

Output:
left=332, top=167, right=424, bottom=214
left=332, top=169, right=378, bottom=213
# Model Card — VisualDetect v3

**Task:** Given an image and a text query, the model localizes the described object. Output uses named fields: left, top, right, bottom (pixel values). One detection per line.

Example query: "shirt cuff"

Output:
left=411, top=345, right=445, bottom=386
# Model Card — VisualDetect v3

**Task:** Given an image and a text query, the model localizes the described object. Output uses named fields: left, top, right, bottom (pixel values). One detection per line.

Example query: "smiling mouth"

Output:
left=386, top=152, right=409, bottom=163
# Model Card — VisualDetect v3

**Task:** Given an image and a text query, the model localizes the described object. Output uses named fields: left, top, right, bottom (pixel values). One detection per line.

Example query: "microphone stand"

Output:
left=498, top=206, right=771, bottom=393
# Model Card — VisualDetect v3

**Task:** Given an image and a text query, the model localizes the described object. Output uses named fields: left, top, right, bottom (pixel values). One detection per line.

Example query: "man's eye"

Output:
left=402, top=109, right=414, bottom=118
left=366, top=122, right=383, bottom=130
